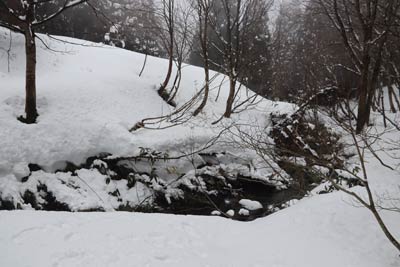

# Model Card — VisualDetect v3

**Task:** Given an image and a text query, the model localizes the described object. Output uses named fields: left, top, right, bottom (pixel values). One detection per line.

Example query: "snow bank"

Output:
left=0, top=183, right=398, bottom=267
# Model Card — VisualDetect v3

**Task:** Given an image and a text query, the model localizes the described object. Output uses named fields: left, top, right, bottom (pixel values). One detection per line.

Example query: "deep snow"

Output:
left=1, top=28, right=400, bottom=267
left=0, top=28, right=294, bottom=211
left=0, top=28, right=293, bottom=173
left=0, top=182, right=399, bottom=267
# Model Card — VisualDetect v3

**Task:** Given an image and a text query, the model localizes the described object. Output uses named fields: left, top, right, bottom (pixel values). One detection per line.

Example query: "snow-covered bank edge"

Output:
left=0, top=184, right=399, bottom=267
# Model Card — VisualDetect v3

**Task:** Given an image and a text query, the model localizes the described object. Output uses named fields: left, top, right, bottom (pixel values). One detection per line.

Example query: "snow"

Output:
left=0, top=176, right=399, bottom=267
left=238, top=208, right=250, bottom=216
left=211, top=210, right=221, bottom=216
left=0, top=27, right=400, bottom=267
left=239, top=199, right=263, bottom=211
left=11, top=162, right=30, bottom=181
left=226, top=209, right=235, bottom=217
left=0, top=27, right=294, bottom=173
left=0, top=27, right=295, bottom=210
left=0, top=168, right=155, bottom=211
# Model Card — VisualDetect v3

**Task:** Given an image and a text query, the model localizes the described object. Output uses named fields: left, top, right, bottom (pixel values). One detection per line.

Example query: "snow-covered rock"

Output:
left=226, top=209, right=235, bottom=217
left=211, top=210, right=221, bottom=216
left=238, top=208, right=250, bottom=216
left=12, top=163, right=30, bottom=181
left=239, top=199, right=263, bottom=211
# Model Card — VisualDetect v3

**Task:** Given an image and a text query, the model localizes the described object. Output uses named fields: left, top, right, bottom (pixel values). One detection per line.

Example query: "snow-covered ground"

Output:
left=0, top=28, right=293, bottom=171
left=0, top=173, right=399, bottom=267
left=3, top=122, right=397, bottom=267
left=0, top=28, right=294, bottom=211
left=1, top=28, right=400, bottom=266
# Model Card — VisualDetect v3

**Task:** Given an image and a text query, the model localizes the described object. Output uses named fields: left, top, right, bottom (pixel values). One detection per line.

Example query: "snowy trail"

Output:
left=1, top=185, right=399, bottom=267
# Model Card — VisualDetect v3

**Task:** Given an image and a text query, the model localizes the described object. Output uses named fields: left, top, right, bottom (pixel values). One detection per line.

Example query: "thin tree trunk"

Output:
left=194, top=3, right=210, bottom=116
left=24, top=29, right=38, bottom=124
left=356, top=55, right=371, bottom=133
left=222, top=0, right=235, bottom=119
left=380, top=88, right=387, bottom=128
left=158, top=0, right=174, bottom=105
left=364, top=87, right=375, bottom=129
left=139, top=53, right=148, bottom=77
left=370, top=205, right=400, bottom=252
left=193, top=69, right=209, bottom=116
left=159, top=45, right=173, bottom=95
left=224, top=77, right=235, bottom=118
left=388, top=86, right=397, bottom=113
left=356, top=85, right=368, bottom=133
left=390, top=85, right=400, bottom=111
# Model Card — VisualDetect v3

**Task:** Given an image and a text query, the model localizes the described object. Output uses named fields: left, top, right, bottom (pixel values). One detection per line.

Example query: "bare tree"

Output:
left=316, top=0, right=400, bottom=133
left=157, top=0, right=176, bottom=106
left=207, top=0, right=272, bottom=118
left=0, top=0, right=90, bottom=124
left=193, top=0, right=213, bottom=116
left=166, top=1, right=195, bottom=104
left=311, top=98, right=400, bottom=252
left=327, top=102, right=400, bottom=252
left=227, top=84, right=400, bottom=252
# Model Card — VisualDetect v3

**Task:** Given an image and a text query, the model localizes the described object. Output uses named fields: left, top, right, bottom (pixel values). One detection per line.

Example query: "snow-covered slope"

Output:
left=0, top=28, right=297, bottom=214
left=0, top=28, right=293, bottom=173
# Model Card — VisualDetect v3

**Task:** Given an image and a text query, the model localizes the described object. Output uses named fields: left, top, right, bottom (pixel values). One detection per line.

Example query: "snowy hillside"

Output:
left=0, top=27, right=400, bottom=267
left=0, top=28, right=299, bottom=215
left=0, top=27, right=299, bottom=214
left=0, top=28, right=292, bottom=171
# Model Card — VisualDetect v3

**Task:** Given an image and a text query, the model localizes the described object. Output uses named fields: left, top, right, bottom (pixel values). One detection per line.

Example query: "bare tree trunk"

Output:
left=390, top=85, right=400, bottom=111
left=159, top=44, right=173, bottom=94
left=371, top=89, right=378, bottom=112
left=224, top=77, right=235, bottom=118
left=23, top=28, right=38, bottom=124
left=222, top=0, right=237, bottom=119
left=158, top=45, right=174, bottom=104
left=356, top=97, right=368, bottom=133
left=370, top=205, right=400, bottom=252
left=194, top=69, right=210, bottom=116
left=193, top=1, right=210, bottom=116
left=388, top=86, right=397, bottom=113
left=380, top=88, right=387, bottom=127
left=365, top=88, right=375, bottom=128
left=139, top=54, right=148, bottom=77
left=1, top=0, right=89, bottom=123
left=356, top=53, right=371, bottom=133
left=158, top=0, right=175, bottom=106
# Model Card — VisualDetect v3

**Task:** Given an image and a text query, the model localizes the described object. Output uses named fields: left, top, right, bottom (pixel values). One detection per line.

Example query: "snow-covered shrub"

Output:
left=270, top=111, right=345, bottom=191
